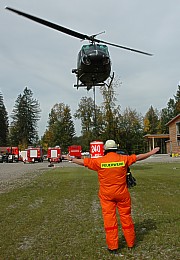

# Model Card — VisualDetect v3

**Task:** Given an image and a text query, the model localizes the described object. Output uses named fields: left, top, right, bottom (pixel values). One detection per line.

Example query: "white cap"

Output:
left=104, top=140, right=117, bottom=150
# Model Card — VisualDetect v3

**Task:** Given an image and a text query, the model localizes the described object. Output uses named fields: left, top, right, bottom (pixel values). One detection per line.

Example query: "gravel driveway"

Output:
left=0, top=155, right=179, bottom=193
left=137, top=154, right=180, bottom=163
left=0, top=160, right=78, bottom=193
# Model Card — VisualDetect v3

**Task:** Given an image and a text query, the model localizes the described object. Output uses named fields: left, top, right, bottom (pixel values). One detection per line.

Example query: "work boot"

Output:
left=108, top=248, right=118, bottom=255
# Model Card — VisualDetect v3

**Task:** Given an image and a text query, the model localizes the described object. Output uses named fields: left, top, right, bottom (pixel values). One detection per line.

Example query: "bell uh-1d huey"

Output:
left=5, top=7, right=153, bottom=91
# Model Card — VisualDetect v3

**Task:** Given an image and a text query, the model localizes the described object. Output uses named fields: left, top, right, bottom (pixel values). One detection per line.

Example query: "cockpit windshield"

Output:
left=82, top=44, right=109, bottom=55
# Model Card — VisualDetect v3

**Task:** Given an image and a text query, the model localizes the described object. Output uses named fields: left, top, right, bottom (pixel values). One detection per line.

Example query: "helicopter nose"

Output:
left=86, top=52, right=109, bottom=65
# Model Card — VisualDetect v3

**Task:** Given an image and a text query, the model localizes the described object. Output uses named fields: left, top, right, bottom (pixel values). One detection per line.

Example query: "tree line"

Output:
left=0, top=81, right=180, bottom=153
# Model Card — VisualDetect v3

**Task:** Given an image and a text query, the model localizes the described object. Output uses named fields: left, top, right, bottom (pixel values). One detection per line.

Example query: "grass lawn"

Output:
left=0, top=162, right=180, bottom=259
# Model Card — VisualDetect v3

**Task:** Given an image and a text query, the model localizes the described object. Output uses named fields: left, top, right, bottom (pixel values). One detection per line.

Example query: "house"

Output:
left=144, top=134, right=169, bottom=154
left=144, top=114, right=180, bottom=155
left=166, top=114, right=180, bottom=156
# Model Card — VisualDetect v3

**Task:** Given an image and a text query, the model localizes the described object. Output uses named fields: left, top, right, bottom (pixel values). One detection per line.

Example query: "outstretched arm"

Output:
left=63, top=155, right=84, bottom=166
left=136, top=147, right=160, bottom=161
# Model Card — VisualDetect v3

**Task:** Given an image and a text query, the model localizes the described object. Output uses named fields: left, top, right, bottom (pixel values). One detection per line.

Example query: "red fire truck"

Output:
left=25, top=147, right=43, bottom=163
left=0, top=146, right=19, bottom=163
left=68, top=145, right=82, bottom=159
left=47, top=146, right=62, bottom=163
left=7, top=147, right=19, bottom=162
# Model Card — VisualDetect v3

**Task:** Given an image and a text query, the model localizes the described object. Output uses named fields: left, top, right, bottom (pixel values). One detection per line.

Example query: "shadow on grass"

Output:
left=135, top=218, right=157, bottom=246
left=119, top=218, right=157, bottom=249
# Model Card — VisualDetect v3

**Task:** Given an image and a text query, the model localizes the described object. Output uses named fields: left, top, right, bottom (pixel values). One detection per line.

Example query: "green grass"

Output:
left=0, top=163, right=180, bottom=259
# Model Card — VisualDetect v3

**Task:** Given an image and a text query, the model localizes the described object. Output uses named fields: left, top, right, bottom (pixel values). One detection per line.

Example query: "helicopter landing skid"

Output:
left=74, top=83, right=105, bottom=90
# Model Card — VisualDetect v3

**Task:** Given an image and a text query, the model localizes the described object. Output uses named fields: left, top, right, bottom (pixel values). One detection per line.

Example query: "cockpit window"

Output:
left=82, top=44, right=109, bottom=55
left=99, top=45, right=109, bottom=53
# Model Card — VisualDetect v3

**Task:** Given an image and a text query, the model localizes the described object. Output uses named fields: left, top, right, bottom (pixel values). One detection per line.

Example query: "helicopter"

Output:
left=5, top=7, right=153, bottom=91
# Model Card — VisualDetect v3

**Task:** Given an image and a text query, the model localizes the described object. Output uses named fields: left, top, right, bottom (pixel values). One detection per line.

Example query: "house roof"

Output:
left=166, top=114, right=180, bottom=126
left=144, top=134, right=169, bottom=139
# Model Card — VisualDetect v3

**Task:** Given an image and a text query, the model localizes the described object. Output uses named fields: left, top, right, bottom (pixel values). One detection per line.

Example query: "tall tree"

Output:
left=0, top=91, right=8, bottom=146
left=166, top=98, right=176, bottom=119
left=74, top=97, right=95, bottom=149
left=43, top=103, right=75, bottom=152
left=40, top=129, right=54, bottom=153
left=158, top=108, right=169, bottom=134
left=100, top=78, right=121, bottom=141
left=158, top=85, right=180, bottom=133
left=74, top=97, right=94, bottom=134
left=174, top=84, right=180, bottom=114
left=74, top=77, right=122, bottom=148
left=9, top=87, right=41, bottom=148
left=119, top=107, right=144, bottom=153
left=144, top=105, right=159, bottom=134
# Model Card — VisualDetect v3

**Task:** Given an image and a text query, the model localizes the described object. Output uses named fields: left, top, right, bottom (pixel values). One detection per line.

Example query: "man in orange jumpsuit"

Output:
left=65, top=140, right=160, bottom=254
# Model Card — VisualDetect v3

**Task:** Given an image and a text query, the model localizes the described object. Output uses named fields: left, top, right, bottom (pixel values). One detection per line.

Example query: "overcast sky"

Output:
left=1, top=0, right=180, bottom=137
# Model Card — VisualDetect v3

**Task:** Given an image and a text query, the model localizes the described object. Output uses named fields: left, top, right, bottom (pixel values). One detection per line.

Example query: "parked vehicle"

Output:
left=25, top=147, right=43, bottom=163
left=47, top=146, right=62, bottom=163
left=68, top=145, right=82, bottom=159
left=0, top=146, right=20, bottom=163
left=7, top=147, right=19, bottom=162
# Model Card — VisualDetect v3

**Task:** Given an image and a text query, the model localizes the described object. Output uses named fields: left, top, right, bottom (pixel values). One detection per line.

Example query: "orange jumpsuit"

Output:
left=84, top=152, right=137, bottom=250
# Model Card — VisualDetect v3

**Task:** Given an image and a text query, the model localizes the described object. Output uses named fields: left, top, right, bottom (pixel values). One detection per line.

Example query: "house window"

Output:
left=176, top=122, right=180, bottom=146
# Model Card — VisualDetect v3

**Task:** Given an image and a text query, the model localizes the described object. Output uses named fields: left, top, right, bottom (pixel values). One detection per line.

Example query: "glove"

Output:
left=126, top=169, right=136, bottom=188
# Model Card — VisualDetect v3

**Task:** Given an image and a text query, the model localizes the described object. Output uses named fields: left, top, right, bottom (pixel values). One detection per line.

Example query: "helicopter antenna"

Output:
left=92, top=31, right=105, bottom=38
left=90, top=31, right=105, bottom=43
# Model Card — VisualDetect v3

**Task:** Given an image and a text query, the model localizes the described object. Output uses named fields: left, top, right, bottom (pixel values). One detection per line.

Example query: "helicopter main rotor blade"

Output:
left=5, top=6, right=153, bottom=56
left=5, top=7, right=91, bottom=41
left=94, top=39, right=153, bottom=56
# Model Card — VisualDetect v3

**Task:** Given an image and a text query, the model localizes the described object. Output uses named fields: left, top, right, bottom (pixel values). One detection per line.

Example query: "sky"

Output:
left=0, top=0, right=180, bottom=137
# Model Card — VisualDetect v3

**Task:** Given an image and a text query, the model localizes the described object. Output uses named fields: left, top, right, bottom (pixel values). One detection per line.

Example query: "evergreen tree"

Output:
left=166, top=98, right=176, bottom=119
left=0, top=91, right=8, bottom=146
left=158, top=108, right=169, bottom=133
left=158, top=85, right=180, bottom=133
left=9, top=87, right=41, bottom=148
left=174, top=84, right=180, bottom=114
left=119, top=107, right=144, bottom=153
left=144, top=105, right=159, bottom=134
left=43, top=103, right=75, bottom=152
